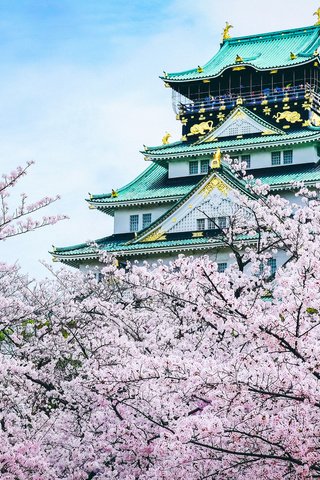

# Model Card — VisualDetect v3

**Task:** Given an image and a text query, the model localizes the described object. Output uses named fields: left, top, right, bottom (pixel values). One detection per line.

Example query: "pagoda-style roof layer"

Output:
left=88, top=163, right=200, bottom=212
left=53, top=232, right=256, bottom=264
left=55, top=162, right=320, bottom=265
left=165, top=25, right=320, bottom=82
left=145, top=129, right=320, bottom=159
left=88, top=158, right=320, bottom=213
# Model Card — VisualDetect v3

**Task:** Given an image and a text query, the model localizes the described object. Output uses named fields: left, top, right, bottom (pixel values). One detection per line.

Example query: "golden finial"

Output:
left=314, top=7, right=320, bottom=25
left=236, top=54, right=243, bottom=63
left=290, top=52, right=297, bottom=60
left=223, top=22, right=233, bottom=41
left=197, top=65, right=204, bottom=73
left=162, top=132, right=171, bottom=145
left=163, top=71, right=168, bottom=78
left=111, top=189, right=118, bottom=198
left=113, top=258, right=119, bottom=267
left=211, top=148, right=222, bottom=169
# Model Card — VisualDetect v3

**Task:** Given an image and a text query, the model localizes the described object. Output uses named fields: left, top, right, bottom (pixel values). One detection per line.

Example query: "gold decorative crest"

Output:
left=273, top=111, right=302, bottom=124
left=188, top=120, right=213, bottom=136
left=142, top=228, right=167, bottom=243
left=201, top=176, right=231, bottom=197
left=223, top=22, right=233, bottom=40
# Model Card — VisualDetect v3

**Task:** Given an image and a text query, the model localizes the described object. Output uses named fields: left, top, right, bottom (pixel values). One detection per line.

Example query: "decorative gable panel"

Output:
left=168, top=196, right=235, bottom=233
left=202, top=107, right=283, bottom=143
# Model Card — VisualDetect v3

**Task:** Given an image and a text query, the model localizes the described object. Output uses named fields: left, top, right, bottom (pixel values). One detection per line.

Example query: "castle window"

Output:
left=218, top=262, right=227, bottom=273
left=241, top=154, right=251, bottom=169
left=283, top=150, right=293, bottom=165
left=189, top=161, right=199, bottom=175
left=260, top=258, right=277, bottom=276
left=271, top=151, right=281, bottom=166
left=130, top=215, right=139, bottom=232
left=268, top=258, right=277, bottom=276
left=207, top=219, right=216, bottom=229
left=197, top=218, right=206, bottom=230
left=217, top=216, right=227, bottom=228
left=142, top=213, right=152, bottom=229
left=200, top=159, right=210, bottom=174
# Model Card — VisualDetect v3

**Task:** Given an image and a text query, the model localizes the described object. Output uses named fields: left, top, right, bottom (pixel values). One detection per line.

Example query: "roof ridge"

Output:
left=226, top=24, right=319, bottom=44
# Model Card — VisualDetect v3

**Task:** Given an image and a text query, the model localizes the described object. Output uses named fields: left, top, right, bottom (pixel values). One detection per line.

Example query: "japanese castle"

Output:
left=53, top=14, right=320, bottom=271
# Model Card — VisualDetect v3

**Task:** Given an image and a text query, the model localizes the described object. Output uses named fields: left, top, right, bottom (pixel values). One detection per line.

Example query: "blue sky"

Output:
left=1, top=0, right=319, bottom=277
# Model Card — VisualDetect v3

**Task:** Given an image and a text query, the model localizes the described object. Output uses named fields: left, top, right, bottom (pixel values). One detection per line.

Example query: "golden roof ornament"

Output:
left=314, top=7, right=320, bottom=25
left=236, top=54, right=243, bottom=63
left=223, top=22, right=233, bottom=41
left=211, top=148, right=222, bottom=169
left=162, top=132, right=171, bottom=145
left=197, top=65, right=204, bottom=73
left=111, top=189, right=118, bottom=198
left=290, top=52, right=297, bottom=60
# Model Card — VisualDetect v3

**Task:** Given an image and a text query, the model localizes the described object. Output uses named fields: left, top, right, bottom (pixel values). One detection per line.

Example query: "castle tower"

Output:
left=53, top=21, right=320, bottom=271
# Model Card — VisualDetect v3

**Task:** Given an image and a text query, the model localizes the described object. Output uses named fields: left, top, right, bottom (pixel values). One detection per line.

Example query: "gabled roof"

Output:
left=131, top=164, right=255, bottom=244
left=198, top=107, right=285, bottom=144
left=53, top=162, right=320, bottom=265
left=145, top=129, right=320, bottom=160
left=164, top=25, right=320, bottom=82
left=200, top=106, right=284, bottom=142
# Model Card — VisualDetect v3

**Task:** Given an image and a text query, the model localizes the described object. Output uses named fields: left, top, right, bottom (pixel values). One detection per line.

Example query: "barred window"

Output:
left=200, top=159, right=210, bottom=174
left=130, top=215, right=139, bottom=232
left=217, top=216, right=227, bottom=228
left=283, top=150, right=293, bottom=165
left=189, top=161, right=199, bottom=175
left=218, top=262, right=227, bottom=273
left=241, top=154, right=251, bottom=169
left=142, top=213, right=152, bottom=229
left=260, top=258, right=277, bottom=276
left=197, top=218, right=206, bottom=230
left=207, top=219, right=216, bottom=229
left=271, top=151, right=281, bottom=166
left=268, top=258, right=277, bottom=275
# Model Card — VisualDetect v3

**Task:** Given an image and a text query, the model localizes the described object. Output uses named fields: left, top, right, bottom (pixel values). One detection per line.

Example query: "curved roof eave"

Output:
left=162, top=57, right=318, bottom=84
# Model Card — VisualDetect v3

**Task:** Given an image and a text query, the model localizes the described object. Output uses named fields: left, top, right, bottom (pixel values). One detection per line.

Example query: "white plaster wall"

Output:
left=248, top=144, right=317, bottom=170
left=114, top=205, right=171, bottom=234
left=78, top=247, right=288, bottom=275
left=169, top=160, right=193, bottom=178
left=168, top=145, right=318, bottom=178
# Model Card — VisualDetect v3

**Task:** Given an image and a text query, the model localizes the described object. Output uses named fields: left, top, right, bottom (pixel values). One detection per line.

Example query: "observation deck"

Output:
left=173, top=84, right=320, bottom=116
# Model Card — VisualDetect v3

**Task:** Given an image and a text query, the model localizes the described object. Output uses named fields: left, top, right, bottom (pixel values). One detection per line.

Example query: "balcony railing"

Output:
left=176, top=84, right=318, bottom=116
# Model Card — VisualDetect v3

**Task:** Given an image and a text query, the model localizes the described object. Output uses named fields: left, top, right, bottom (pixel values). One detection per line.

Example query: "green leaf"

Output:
left=306, top=307, right=318, bottom=314
left=61, top=329, right=70, bottom=339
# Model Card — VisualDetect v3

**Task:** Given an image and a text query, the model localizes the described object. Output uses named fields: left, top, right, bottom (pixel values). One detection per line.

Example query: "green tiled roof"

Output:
left=145, top=129, right=320, bottom=159
left=53, top=234, right=255, bottom=263
left=165, top=25, right=320, bottom=82
left=54, top=162, right=320, bottom=263
left=258, top=163, right=320, bottom=187
left=88, top=163, right=199, bottom=209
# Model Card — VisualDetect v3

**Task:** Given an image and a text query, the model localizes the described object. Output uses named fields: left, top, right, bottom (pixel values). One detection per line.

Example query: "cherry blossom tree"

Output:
left=1, top=176, right=320, bottom=479
left=0, top=161, right=67, bottom=241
